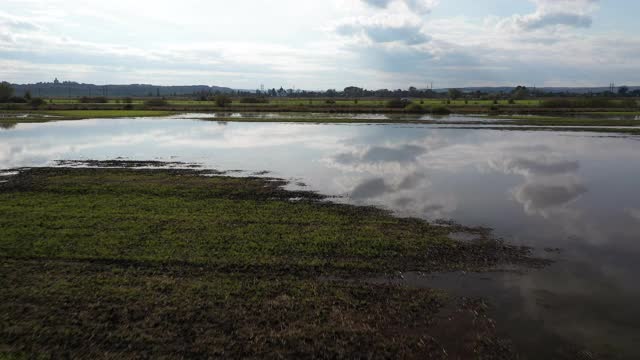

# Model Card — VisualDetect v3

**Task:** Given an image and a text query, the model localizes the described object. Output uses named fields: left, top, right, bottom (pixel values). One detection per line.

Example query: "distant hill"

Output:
left=432, top=86, right=640, bottom=94
left=10, top=81, right=234, bottom=97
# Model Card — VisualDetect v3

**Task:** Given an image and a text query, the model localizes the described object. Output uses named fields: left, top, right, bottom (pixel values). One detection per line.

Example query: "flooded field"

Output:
left=2, top=116, right=640, bottom=357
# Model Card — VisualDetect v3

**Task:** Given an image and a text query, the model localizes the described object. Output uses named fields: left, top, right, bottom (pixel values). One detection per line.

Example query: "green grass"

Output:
left=43, top=110, right=177, bottom=118
left=0, top=166, right=540, bottom=358
left=486, top=115, right=640, bottom=127
left=38, top=98, right=545, bottom=107
left=0, top=168, right=529, bottom=271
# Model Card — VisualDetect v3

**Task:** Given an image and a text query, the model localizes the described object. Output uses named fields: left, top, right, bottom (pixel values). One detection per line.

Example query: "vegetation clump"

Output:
left=404, top=103, right=426, bottom=113
left=79, top=96, right=108, bottom=103
left=431, top=105, right=452, bottom=115
left=239, top=97, right=269, bottom=104
left=214, top=95, right=233, bottom=107
left=0, top=166, right=544, bottom=357
left=386, top=98, right=410, bottom=108
left=144, top=98, right=169, bottom=107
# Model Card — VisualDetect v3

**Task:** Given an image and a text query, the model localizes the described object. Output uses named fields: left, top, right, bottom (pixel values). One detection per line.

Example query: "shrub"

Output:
left=386, top=99, right=409, bottom=108
left=0, top=82, right=14, bottom=101
left=215, top=95, right=233, bottom=107
left=8, top=96, right=27, bottom=103
left=79, top=96, right=108, bottom=104
left=123, top=97, right=133, bottom=104
left=123, top=104, right=134, bottom=110
left=621, top=99, right=638, bottom=108
left=144, top=99, right=169, bottom=107
left=508, top=99, right=516, bottom=104
left=541, top=98, right=617, bottom=108
left=239, top=97, right=269, bottom=104
left=431, top=106, right=451, bottom=115
left=30, top=98, right=46, bottom=109
left=325, top=99, right=336, bottom=104
left=404, top=103, right=425, bottom=114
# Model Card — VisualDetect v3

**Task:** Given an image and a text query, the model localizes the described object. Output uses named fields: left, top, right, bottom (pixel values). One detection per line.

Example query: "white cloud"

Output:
left=335, top=16, right=431, bottom=45
left=499, top=0, right=600, bottom=31
left=361, top=0, right=439, bottom=14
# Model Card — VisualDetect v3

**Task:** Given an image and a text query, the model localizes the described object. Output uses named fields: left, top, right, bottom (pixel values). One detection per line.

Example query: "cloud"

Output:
left=627, top=208, right=640, bottom=222
left=350, top=172, right=427, bottom=199
left=351, top=178, right=392, bottom=199
left=334, top=144, right=428, bottom=165
left=360, top=0, right=439, bottom=14
left=500, top=0, right=599, bottom=31
left=513, top=181, right=588, bottom=216
left=492, top=157, right=580, bottom=177
left=335, top=16, right=431, bottom=45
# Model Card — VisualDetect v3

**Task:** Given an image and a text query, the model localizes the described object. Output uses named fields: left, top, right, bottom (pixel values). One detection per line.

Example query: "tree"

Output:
left=511, top=86, right=530, bottom=100
left=448, top=88, right=462, bottom=100
left=0, top=82, right=14, bottom=100
left=618, top=86, right=629, bottom=96
left=30, top=98, right=46, bottom=108
left=215, top=95, right=232, bottom=107
left=24, top=90, right=32, bottom=100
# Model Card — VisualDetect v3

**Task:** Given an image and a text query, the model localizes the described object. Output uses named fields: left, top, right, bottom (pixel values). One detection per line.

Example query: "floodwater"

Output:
left=1, top=116, right=640, bottom=358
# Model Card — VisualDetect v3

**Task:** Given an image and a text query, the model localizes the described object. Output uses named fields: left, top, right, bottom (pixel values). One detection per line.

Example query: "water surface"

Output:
left=1, top=117, right=639, bottom=358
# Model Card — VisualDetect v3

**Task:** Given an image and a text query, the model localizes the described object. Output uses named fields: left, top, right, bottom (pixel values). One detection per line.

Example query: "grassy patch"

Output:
left=0, top=167, right=532, bottom=272
left=42, top=110, right=177, bottom=119
left=0, top=166, right=537, bottom=358
left=488, top=115, right=640, bottom=127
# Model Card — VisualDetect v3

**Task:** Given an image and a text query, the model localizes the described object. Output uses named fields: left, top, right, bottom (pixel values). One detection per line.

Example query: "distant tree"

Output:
left=325, top=89, right=338, bottom=97
left=386, top=99, right=410, bottom=109
left=144, top=99, right=168, bottom=107
left=511, top=86, right=530, bottom=100
left=214, top=95, right=232, bottom=107
left=618, top=86, right=629, bottom=96
left=30, top=98, right=46, bottom=109
left=24, top=90, right=32, bottom=100
left=448, top=88, right=462, bottom=100
left=0, top=82, right=14, bottom=101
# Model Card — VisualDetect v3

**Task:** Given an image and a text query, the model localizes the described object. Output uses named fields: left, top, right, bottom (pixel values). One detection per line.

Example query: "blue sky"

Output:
left=0, top=0, right=638, bottom=89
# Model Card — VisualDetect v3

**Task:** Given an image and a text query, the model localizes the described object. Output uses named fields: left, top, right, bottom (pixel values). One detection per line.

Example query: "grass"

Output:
left=0, top=165, right=539, bottom=358
left=1, top=110, right=639, bottom=136
left=43, top=110, right=177, bottom=118
left=485, top=115, right=640, bottom=127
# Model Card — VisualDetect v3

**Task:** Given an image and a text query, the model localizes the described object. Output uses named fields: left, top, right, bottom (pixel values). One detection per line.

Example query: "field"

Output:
left=0, top=165, right=545, bottom=358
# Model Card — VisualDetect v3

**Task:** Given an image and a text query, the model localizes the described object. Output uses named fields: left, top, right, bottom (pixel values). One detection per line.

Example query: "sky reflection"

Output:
left=2, top=118, right=640, bottom=356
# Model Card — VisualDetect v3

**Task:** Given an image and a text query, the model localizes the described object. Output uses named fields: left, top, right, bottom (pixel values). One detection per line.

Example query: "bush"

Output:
left=541, top=98, right=617, bottom=108
left=123, top=97, right=133, bottom=104
left=404, top=103, right=425, bottom=114
left=239, top=97, right=269, bottom=104
left=79, top=96, right=108, bottom=103
left=508, top=99, right=516, bottom=104
left=386, top=99, right=410, bottom=109
left=123, top=104, right=134, bottom=110
left=8, top=96, right=27, bottom=103
left=215, top=95, right=233, bottom=107
left=325, top=99, right=336, bottom=104
left=431, top=106, right=451, bottom=115
left=0, top=82, right=14, bottom=101
left=144, top=99, right=169, bottom=107
left=621, top=99, right=638, bottom=108
left=30, top=98, right=46, bottom=109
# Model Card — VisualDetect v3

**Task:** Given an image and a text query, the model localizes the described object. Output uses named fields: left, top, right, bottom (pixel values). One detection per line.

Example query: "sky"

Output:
left=0, top=0, right=638, bottom=89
